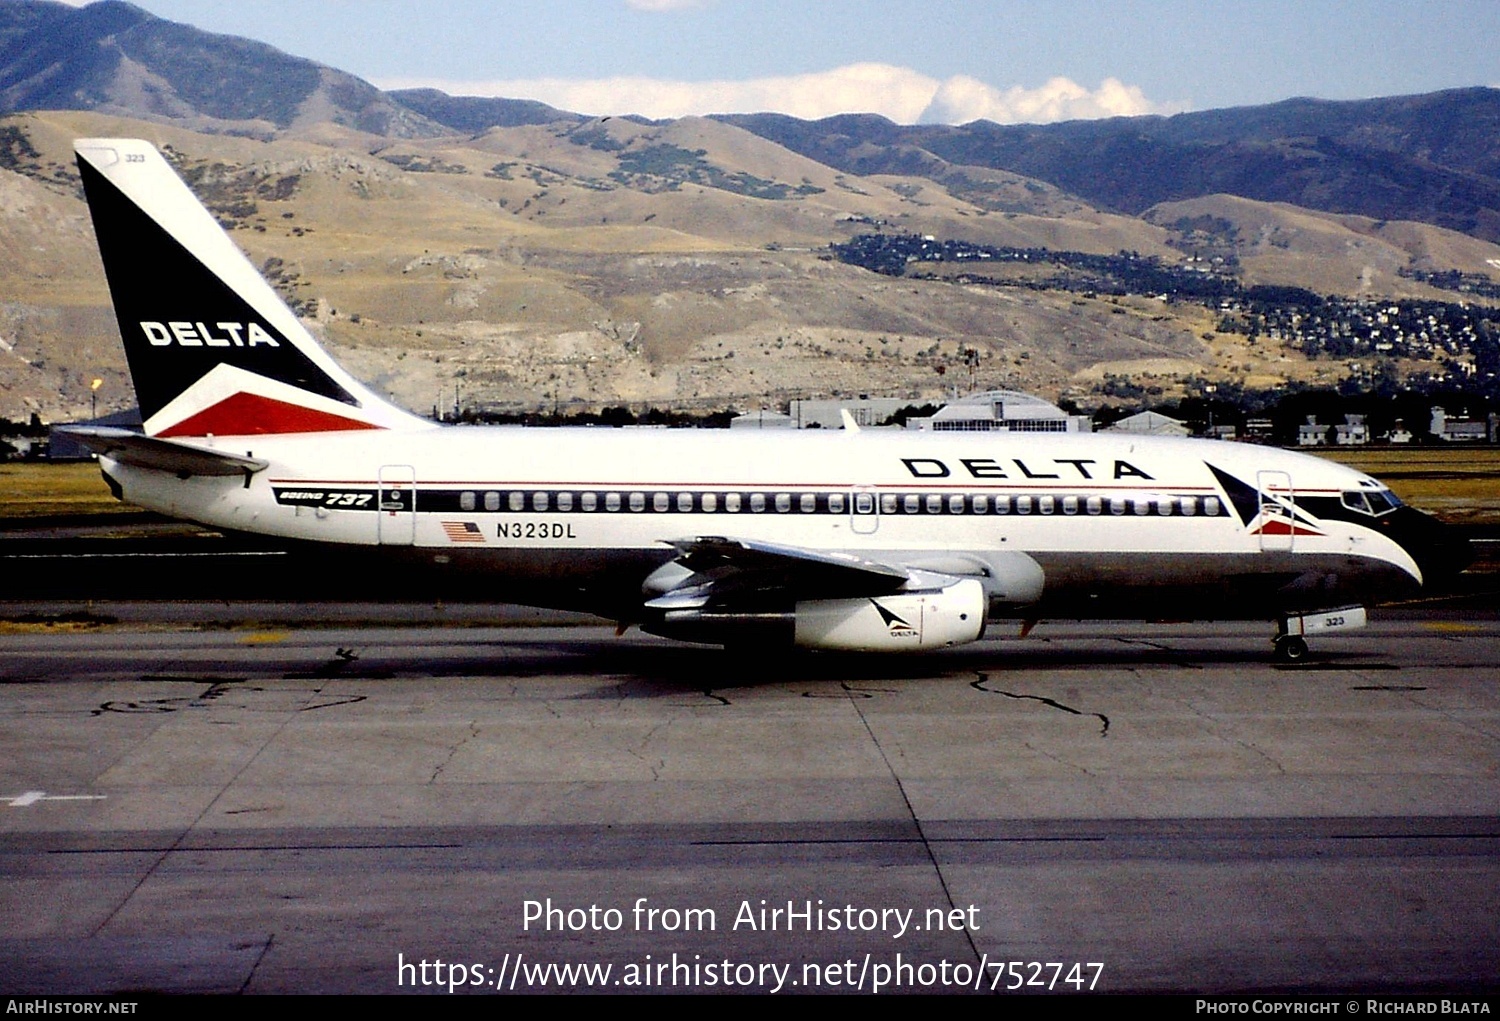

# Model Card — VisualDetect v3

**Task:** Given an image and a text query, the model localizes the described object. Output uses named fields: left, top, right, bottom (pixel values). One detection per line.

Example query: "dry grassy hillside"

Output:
left=2, top=109, right=1494, bottom=423
left=1146, top=195, right=1500, bottom=297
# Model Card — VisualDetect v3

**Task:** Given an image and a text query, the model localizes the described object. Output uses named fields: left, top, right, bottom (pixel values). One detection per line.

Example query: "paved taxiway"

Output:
left=2, top=612, right=1497, bottom=994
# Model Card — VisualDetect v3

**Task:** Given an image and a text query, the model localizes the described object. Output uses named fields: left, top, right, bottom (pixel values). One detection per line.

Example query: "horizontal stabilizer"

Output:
left=58, top=426, right=268, bottom=477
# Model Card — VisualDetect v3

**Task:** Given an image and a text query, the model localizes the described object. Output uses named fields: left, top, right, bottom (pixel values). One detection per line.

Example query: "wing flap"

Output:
left=661, top=536, right=913, bottom=603
left=59, top=426, right=268, bottom=477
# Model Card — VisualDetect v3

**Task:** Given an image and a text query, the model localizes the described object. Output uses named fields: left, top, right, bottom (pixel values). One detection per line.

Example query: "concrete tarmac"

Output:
left=1, top=612, right=1497, bottom=995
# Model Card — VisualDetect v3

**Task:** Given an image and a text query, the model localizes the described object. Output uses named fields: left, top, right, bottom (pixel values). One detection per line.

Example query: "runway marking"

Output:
left=238, top=631, right=290, bottom=644
left=6, top=791, right=107, bottom=807
left=1422, top=621, right=1483, bottom=633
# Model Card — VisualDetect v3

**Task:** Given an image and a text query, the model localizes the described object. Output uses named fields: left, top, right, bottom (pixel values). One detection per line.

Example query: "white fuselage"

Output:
left=102, top=426, right=1425, bottom=622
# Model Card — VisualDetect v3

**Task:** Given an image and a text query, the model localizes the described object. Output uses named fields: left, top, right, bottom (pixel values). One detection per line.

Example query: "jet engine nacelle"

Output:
left=793, top=578, right=987, bottom=651
left=642, top=577, right=987, bottom=651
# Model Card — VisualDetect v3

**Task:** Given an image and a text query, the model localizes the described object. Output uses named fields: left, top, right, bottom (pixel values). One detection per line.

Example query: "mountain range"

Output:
left=0, top=0, right=1498, bottom=422
left=6, top=1, right=1500, bottom=241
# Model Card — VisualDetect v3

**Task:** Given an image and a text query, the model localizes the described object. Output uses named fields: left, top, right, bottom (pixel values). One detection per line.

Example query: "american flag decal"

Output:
left=441, top=521, right=486, bottom=543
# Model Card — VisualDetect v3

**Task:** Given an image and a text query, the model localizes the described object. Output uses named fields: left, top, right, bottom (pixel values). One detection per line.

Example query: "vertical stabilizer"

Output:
left=75, top=139, right=432, bottom=437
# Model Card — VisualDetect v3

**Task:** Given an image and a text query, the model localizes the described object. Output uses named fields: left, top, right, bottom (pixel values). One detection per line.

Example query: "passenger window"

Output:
left=1062, top=495, right=1078, bottom=515
left=533, top=491, right=549, bottom=512
left=485, top=491, right=500, bottom=512
left=652, top=492, right=668, bottom=512
left=830, top=493, right=847, bottom=514
left=923, top=494, right=940, bottom=514
left=1109, top=496, right=1126, bottom=515
left=725, top=492, right=742, bottom=513
left=605, top=492, right=621, bottom=512
left=994, top=496, right=1010, bottom=514
left=508, top=491, right=524, bottom=512
left=677, top=492, right=693, bottom=512
left=948, top=494, right=965, bottom=514
left=1133, top=499, right=1150, bottom=516
left=1156, top=496, right=1173, bottom=516
left=972, top=494, right=988, bottom=514
left=800, top=493, right=816, bottom=513
left=1179, top=497, right=1195, bottom=517
left=581, top=492, right=597, bottom=512
left=1204, top=497, right=1222, bottom=516
left=750, top=493, right=766, bottom=513
left=460, top=491, right=476, bottom=512
left=775, top=493, right=791, bottom=513
left=702, top=492, right=718, bottom=513
left=1015, top=495, right=1032, bottom=514
left=904, top=494, right=919, bottom=514
left=629, top=492, right=645, bottom=512
left=1086, top=496, right=1102, bottom=515
left=1038, top=495, right=1054, bottom=515
left=557, top=492, right=573, bottom=512
left=881, top=494, right=897, bottom=514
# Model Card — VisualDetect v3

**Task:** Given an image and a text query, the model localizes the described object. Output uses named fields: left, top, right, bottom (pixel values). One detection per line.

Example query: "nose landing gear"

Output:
left=1273, top=634, right=1309, bottom=663
left=1273, top=605, right=1367, bottom=663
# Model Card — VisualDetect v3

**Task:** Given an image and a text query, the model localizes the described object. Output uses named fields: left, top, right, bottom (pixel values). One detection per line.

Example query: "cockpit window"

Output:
left=1341, top=488, right=1401, bottom=516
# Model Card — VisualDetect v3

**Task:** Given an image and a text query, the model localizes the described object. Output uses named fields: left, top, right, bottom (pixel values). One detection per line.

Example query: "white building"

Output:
left=729, top=409, right=794, bottom=430
left=1298, top=416, right=1328, bottom=447
left=786, top=397, right=916, bottom=429
left=1334, top=414, right=1369, bottom=446
left=1105, top=410, right=1190, bottom=437
left=1430, top=406, right=1493, bottom=443
left=905, top=390, right=1089, bottom=432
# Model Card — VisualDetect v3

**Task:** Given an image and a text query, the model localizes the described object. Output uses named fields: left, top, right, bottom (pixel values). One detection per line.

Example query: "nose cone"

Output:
left=1383, top=506, right=1473, bottom=587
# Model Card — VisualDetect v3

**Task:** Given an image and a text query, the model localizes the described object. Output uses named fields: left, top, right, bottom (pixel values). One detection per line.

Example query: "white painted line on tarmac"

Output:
left=6, top=791, right=108, bottom=807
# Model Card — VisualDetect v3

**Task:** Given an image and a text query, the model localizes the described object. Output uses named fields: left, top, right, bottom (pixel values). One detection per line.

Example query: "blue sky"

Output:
left=93, top=0, right=1500, bottom=123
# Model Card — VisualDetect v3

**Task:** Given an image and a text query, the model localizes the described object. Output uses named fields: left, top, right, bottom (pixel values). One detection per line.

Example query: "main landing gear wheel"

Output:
left=1273, top=635, right=1309, bottom=663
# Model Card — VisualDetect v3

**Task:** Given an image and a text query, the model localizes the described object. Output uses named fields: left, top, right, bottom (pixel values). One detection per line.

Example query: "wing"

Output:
left=58, top=426, right=268, bottom=477
left=641, top=535, right=1016, bottom=651
left=642, top=534, right=998, bottom=613
left=658, top=535, right=910, bottom=601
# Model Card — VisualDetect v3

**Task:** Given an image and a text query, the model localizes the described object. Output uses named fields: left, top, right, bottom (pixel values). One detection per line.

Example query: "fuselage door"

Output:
left=378, top=464, right=416, bottom=546
left=850, top=486, right=879, bottom=534
left=1256, top=470, right=1294, bottom=552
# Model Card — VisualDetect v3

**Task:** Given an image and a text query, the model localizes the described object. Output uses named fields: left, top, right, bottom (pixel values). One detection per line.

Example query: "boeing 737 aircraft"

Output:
left=66, top=139, right=1468, bottom=660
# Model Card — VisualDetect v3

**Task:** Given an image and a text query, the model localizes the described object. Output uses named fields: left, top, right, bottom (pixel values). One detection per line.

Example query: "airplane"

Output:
left=64, top=138, right=1470, bottom=661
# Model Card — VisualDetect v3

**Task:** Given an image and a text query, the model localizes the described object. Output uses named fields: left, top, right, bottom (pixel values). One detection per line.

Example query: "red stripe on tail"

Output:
left=156, top=392, right=384, bottom=437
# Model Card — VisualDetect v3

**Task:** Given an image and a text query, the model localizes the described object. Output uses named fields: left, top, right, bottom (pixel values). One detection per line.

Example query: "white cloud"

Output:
left=919, top=74, right=1172, bottom=124
left=625, top=0, right=709, bottom=10
left=377, top=63, right=1181, bottom=125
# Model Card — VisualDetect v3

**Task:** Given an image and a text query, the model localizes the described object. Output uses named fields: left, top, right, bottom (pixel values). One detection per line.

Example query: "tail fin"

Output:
left=74, top=139, right=432, bottom=438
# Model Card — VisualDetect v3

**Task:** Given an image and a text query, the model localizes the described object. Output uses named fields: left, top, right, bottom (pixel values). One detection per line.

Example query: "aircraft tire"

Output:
left=1274, top=635, right=1309, bottom=663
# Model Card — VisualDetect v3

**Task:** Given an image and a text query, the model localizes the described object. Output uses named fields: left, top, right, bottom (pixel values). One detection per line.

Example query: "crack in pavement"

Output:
left=627, top=720, right=671, bottom=781
left=972, top=674, right=1110, bottom=737
left=429, top=721, right=480, bottom=783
